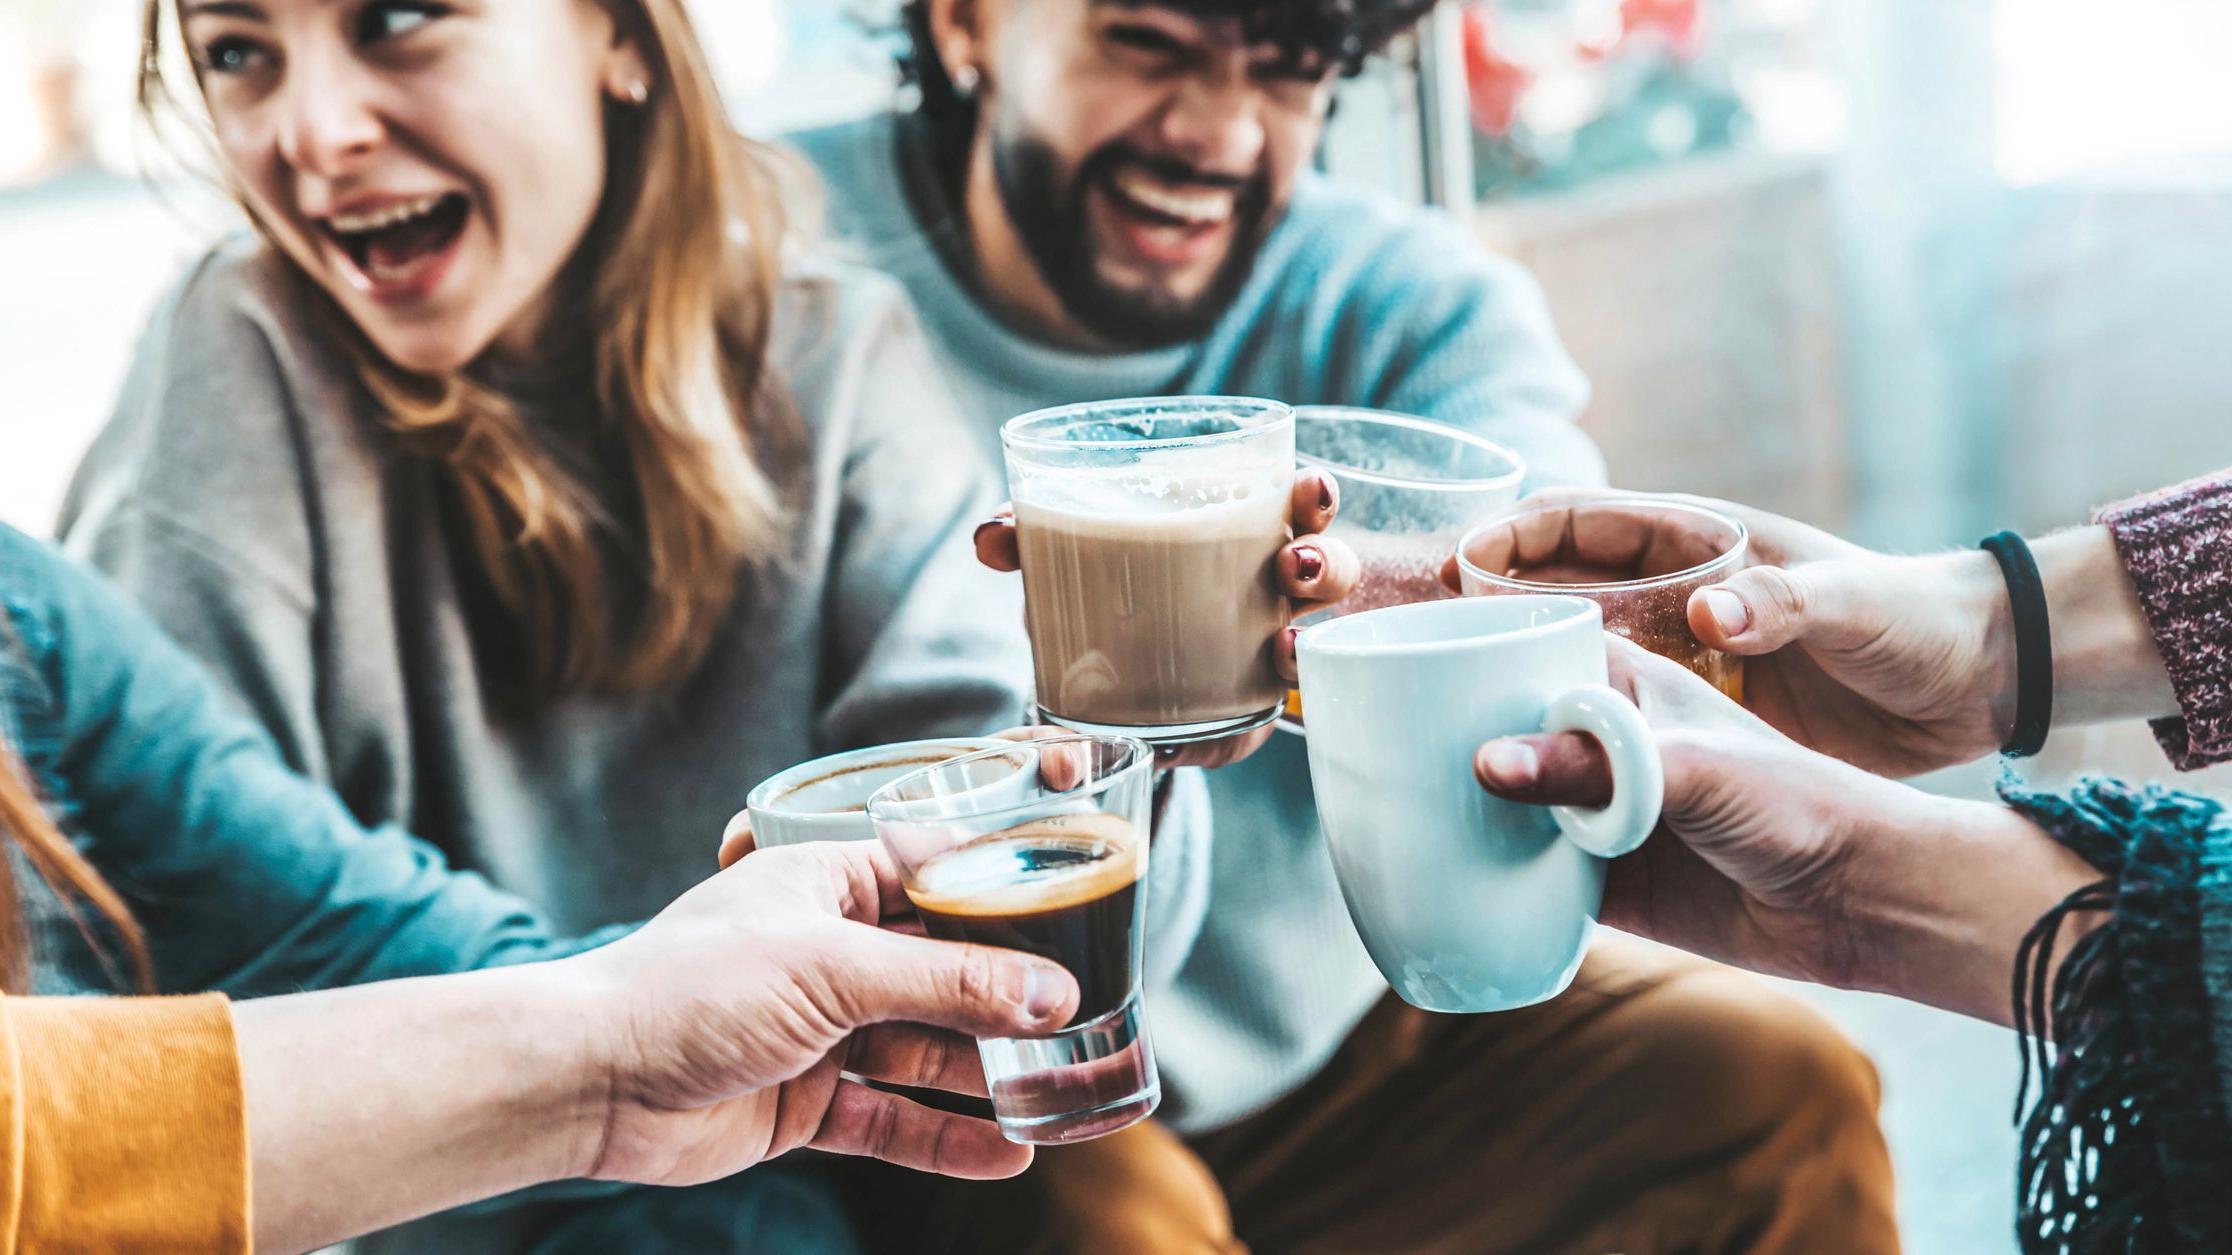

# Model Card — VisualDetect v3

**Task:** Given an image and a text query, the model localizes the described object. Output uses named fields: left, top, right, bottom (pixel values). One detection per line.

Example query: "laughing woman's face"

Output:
left=181, top=0, right=645, bottom=372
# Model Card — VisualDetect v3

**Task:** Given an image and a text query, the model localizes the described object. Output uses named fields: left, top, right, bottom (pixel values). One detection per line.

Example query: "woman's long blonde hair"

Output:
left=0, top=744, right=153, bottom=995
left=139, top=0, right=802, bottom=697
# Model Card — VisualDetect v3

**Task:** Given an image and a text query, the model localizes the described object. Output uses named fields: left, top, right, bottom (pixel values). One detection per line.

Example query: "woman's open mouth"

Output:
left=321, top=192, right=471, bottom=303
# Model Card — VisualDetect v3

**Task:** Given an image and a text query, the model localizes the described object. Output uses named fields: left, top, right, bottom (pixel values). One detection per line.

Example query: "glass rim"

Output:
left=865, top=734, right=1157, bottom=826
left=1455, top=497, right=1752, bottom=593
left=1000, top=396, right=1295, bottom=455
left=1299, top=593, right=1600, bottom=658
left=1294, top=407, right=1528, bottom=494
left=743, top=736, right=1018, bottom=815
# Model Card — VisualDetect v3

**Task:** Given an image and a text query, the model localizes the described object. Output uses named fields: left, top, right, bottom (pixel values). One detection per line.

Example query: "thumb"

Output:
left=717, top=809, right=756, bottom=869
left=816, top=927, right=1080, bottom=1041
left=1689, top=563, right=1878, bottom=656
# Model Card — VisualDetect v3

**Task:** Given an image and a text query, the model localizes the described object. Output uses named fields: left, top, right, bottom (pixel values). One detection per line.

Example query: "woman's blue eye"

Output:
left=361, top=1, right=444, bottom=43
left=199, top=36, right=270, bottom=75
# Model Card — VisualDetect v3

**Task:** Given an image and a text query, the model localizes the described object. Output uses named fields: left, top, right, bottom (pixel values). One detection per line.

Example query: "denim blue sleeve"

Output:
left=1, top=526, right=617, bottom=995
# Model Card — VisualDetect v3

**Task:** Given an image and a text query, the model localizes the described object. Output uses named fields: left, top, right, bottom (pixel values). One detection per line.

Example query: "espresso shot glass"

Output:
left=1002, top=397, right=1294, bottom=746
left=867, top=736, right=1159, bottom=1145
left=1455, top=498, right=1750, bottom=703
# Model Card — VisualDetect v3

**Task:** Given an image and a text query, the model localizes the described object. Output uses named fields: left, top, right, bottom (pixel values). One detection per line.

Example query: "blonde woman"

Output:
left=62, top=0, right=1346, bottom=1248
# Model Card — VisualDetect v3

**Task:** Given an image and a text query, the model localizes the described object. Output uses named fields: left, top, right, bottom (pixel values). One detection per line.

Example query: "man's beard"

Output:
left=989, top=124, right=1275, bottom=350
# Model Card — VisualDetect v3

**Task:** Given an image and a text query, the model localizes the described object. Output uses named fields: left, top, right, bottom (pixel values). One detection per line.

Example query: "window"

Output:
left=1994, top=0, right=2232, bottom=184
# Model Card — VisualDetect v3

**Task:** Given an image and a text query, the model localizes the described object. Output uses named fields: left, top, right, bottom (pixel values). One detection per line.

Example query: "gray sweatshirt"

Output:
left=58, top=241, right=1213, bottom=1246
left=789, top=112, right=1604, bottom=1133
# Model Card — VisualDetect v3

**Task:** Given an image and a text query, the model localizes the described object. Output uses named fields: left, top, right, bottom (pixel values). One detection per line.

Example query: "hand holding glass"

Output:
left=867, top=736, right=1159, bottom=1145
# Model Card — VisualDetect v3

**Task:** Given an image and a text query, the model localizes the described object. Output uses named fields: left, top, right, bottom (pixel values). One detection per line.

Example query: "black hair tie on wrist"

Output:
left=1981, top=531, right=2053, bottom=758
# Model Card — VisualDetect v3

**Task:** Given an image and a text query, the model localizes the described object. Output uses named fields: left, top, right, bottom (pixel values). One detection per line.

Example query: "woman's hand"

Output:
left=973, top=469, right=1359, bottom=770
left=1454, top=489, right=2016, bottom=776
left=565, top=840, right=1078, bottom=1185
left=1472, top=638, right=2104, bottom=1025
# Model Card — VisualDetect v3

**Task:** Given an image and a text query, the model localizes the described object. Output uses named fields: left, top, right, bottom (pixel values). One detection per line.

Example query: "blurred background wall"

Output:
left=2, top=2, right=2228, bottom=1249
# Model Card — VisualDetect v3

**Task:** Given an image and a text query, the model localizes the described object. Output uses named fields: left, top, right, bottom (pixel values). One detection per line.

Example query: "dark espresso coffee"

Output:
left=904, top=813, right=1144, bottom=1027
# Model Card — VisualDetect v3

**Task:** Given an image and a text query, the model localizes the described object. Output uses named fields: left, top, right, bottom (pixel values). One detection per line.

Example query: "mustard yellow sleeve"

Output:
left=0, top=992, right=248, bottom=1254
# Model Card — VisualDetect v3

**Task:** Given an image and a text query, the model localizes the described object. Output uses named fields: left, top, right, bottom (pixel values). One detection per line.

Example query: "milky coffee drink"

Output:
left=1016, top=476, right=1289, bottom=732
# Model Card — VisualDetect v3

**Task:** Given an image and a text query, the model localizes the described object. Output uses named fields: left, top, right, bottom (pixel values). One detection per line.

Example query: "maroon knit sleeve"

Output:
left=2094, top=469, right=2232, bottom=770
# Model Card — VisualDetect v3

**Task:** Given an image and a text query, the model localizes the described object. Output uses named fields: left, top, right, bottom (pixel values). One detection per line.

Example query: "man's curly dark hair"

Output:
left=898, top=0, right=1438, bottom=129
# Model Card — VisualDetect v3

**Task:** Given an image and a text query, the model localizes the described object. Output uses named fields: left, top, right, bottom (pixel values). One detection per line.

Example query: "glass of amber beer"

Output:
left=1454, top=498, right=1750, bottom=703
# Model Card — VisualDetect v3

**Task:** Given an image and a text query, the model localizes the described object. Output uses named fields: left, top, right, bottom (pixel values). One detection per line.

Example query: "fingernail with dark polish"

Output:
left=1293, top=545, right=1325, bottom=582
left=1318, top=477, right=1336, bottom=511
left=1480, top=741, right=1541, bottom=791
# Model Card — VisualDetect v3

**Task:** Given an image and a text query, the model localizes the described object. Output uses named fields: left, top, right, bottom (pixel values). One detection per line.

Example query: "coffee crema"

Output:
left=769, top=748, right=1026, bottom=817
left=905, top=812, right=1144, bottom=1026
left=776, top=753, right=951, bottom=802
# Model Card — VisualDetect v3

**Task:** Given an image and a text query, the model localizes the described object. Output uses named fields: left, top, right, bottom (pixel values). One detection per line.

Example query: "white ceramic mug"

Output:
left=1295, top=595, right=1663, bottom=1013
left=745, top=739, right=1026, bottom=848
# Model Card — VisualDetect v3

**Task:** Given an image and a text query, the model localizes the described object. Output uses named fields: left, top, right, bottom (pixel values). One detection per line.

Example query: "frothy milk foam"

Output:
left=1015, top=453, right=1290, bottom=729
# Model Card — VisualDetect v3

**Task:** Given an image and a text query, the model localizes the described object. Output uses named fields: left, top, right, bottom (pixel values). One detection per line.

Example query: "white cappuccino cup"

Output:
left=745, top=739, right=1028, bottom=849
left=1295, top=595, right=1662, bottom=1013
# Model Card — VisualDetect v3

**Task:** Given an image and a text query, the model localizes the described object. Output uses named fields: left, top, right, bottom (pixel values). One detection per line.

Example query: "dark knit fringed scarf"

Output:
left=2004, top=775, right=2232, bottom=1252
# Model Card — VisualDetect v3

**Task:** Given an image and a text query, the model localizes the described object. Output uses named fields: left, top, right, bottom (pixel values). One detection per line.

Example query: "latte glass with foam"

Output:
left=1003, top=397, right=1294, bottom=746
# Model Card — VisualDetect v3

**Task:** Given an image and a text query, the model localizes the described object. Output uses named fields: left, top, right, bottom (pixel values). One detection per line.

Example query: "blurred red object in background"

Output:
left=1462, top=7, right=1533, bottom=136
left=1579, top=0, right=1706, bottom=64
left=1624, top=0, right=1706, bottom=57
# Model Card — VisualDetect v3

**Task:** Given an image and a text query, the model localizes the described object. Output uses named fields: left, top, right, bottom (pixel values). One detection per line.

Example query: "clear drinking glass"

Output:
left=1282, top=407, right=1527, bottom=730
left=866, top=735, right=1160, bottom=1145
left=1002, top=397, right=1294, bottom=746
left=1455, top=498, right=1750, bottom=703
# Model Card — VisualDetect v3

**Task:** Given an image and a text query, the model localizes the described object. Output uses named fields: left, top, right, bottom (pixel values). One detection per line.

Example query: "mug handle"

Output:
left=1541, top=686, right=1664, bottom=859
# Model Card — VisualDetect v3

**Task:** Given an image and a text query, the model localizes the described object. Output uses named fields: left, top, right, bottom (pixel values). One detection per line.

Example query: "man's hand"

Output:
left=565, top=841, right=1079, bottom=1185
left=1473, top=637, right=1901, bottom=989
left=1472, top=637, right=2107, bottom=1025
